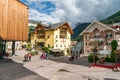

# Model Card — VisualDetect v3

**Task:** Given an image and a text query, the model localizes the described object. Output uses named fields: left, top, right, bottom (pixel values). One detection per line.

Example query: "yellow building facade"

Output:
left=30, top=22, right=73, bottom=56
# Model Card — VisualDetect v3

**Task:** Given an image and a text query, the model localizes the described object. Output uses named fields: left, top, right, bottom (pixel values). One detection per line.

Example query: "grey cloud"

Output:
left=26, top=0, right=120, bottom=29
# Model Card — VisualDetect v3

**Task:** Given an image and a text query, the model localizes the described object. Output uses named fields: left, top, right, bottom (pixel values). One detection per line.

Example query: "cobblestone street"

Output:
left=0, top=49, right=120, bottom=80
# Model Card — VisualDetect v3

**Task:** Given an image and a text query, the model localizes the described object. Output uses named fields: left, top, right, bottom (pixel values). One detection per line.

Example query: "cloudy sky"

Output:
left=20, top=0, right=120, bottom=29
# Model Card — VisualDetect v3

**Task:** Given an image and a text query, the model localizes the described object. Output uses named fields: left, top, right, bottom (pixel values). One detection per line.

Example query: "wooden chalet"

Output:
left=0, top=0, right=28, bottom=56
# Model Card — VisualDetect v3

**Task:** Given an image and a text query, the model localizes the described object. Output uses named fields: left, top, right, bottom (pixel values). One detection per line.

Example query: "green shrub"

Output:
left=105, top=57, right=111, bottom=62
left=30, top=50, right=38, bottom=56
left=42, top=47, right=50, bottom=53
left=88, top=53, right=98, bottom=63
left=30, top=51, right=35, bottom=56
left=26, top=42, right=32, bottom=51
left=111, top=40, right=118, bottom=50
left=110, top=50, right=115, bottom=62
left=34, top=50, right=38, bottom=55
left=88, top=54, right=93, bottom=63
left=110, top=40, right=118, bottom=63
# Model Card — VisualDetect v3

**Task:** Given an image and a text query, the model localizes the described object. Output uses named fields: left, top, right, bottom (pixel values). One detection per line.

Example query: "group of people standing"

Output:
left=40, top=51, right=48, bottom=60
left=24, top=50, right=48, bottom=62
left=69, top=54, right=77, bottom=61
left=24, top=53, right=32, bottom=62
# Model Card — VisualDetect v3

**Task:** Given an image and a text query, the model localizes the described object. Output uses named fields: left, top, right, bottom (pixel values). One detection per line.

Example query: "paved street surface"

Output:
left=0, top=49, right=120, bottom=80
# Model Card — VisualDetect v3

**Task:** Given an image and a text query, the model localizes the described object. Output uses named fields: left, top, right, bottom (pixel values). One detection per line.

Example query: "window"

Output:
left=71, top=50, right=72, bottom=53
left=48, top=35, right=50, bottom=38
left=86, top=34, right=89, bottom=39
left=64, top=44, right=66, bottom=47
left=73, top=51, right=74, bottom=54
left=94, top=35, right=101, bottom=38
left=106, top=33, right=112, bottom=38
left=56, top=40, right=58, bottom=42
left=56, top=44, right=58, bottom=47
left=87, top=50, right=89, bottom=52
left=56, top=35, right=58, bottom=38
left=106, top=42, right=111, bottom=45
left=94, top=33, right=101, bottom=38
left=60, top=44, right=62, bottom=48
left=48, top=44, right=50, bottom=47
left=86, top=43, right=88, bottom=45
left=76, top=51, right=78, bottom=54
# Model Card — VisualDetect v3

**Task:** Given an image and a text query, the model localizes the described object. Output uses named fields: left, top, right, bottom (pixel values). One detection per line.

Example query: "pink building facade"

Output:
left=80, top=21, right=120, bottom=55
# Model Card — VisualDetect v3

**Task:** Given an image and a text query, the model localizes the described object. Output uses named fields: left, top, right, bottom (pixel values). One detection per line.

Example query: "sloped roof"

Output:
left=35, top=22, right=74, bottom=34
left=50, top=22, right=66, bottom=29
left=79, top=20, right=117, bottom=35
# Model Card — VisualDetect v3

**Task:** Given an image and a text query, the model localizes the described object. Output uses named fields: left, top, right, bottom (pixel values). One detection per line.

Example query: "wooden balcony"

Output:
left=60, top=34, right=66, bottom=39
left=37, top=34, right=45, bottom=39
left=89, top=35, right=106, bottom=41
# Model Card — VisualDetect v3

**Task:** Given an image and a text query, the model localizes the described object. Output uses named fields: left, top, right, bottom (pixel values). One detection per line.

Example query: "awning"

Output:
left=49, top=48, right=63, bottom=53
left=99, top=50, right=111, bottom=55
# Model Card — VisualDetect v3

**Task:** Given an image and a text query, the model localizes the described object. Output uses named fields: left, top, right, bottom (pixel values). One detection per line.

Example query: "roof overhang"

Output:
left=79, top=20, right=117, bottom=36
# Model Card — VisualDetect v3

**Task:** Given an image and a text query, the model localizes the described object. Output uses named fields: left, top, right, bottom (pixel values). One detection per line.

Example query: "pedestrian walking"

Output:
left=69, top=55, right=74, bottom=61
left=24, top=54, right=28, bottom=62
left=45, top=52, right=48, bottom=59
left=40, top=53, right=45, bottom=60
left=27, top=53, right=32, bottom=61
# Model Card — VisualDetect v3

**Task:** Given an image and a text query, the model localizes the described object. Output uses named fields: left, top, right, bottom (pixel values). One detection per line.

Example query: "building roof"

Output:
left=70, top=41, right=78, bottom=46
left=50, top=22, right=66, bottom=29
left=35, top=22, right=74, bottom=34
left=79, top=20, right=117, bottom=35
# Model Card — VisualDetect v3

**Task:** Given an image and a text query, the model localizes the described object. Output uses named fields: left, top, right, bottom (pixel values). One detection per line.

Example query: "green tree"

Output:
left=110, top=40, right=118, bottom=62
left=28, top=25, right=35, bottom=42
left=26, top=42, right=31, bottom=51
left=42, top=47, right=50, bottom=53
left=111, top=40, right=118, bottom=50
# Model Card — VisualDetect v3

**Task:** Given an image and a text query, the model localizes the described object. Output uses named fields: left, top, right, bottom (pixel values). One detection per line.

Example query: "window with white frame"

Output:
left=106, top=33, right=112, bottom=38
left=106, top=41, right=111, bottom=45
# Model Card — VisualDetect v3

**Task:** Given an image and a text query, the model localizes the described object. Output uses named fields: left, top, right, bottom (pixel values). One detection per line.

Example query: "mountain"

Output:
left=72, top=10, right=120, bottom=41
left=71, top=23, right=90, bottom=41
left=101, top=10, right=120, bottom=24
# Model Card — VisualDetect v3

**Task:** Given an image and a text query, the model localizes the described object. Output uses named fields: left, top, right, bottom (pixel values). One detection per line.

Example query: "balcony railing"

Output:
left=37, top=34, right=45, bottom=39
left=89, top=36, right=105, bottom=41
left=60, top=34, right=67, bottom=39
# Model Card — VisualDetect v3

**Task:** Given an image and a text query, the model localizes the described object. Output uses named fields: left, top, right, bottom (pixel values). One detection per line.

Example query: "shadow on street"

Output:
left=48, top=55, right=91, bottom=67
left=104, top=78, right=118, bottom=80
left=0, top=58, right=48, bottom=80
